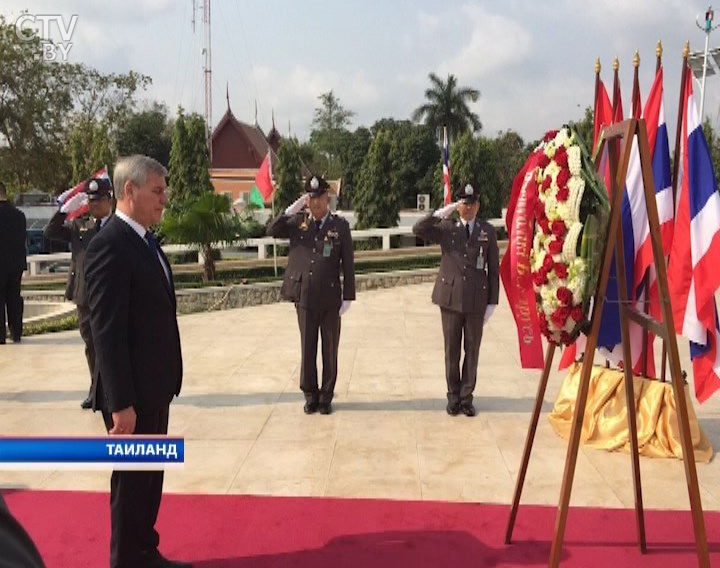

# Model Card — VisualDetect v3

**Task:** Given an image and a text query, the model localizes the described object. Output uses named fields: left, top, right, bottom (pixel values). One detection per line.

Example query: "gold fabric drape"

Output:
left=548, top=363, right=713, bottom=462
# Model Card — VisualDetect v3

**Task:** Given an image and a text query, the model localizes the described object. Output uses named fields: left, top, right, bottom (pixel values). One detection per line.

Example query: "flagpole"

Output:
left=593, top=58, right=601, bottom=148
left=269, top=151, right=278, bottom=277
left=631, top=50, right=654, bottom=378
left=662, top=41, right=691, bottom=382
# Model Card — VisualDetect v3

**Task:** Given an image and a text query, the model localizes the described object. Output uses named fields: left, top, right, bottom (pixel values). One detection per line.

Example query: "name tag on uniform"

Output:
left=323, top=242, right=332, bottom=257
left=476, top=248, right=485, bottom=270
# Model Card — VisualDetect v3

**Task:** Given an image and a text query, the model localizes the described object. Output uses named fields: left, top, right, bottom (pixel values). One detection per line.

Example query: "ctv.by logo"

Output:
left=15, top=14, right=78, bottom=62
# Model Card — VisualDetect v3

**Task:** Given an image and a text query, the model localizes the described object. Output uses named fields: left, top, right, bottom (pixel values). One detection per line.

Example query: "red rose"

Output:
left=538, top=154, right=550, bottom=169
left=542, top=254, right=554, bottom=272
left=551, top=220, right=567, bottom=238
left=560, top=331, right=572, bottom=344
left=554, top=262, right=568, bottom=279
left=539, top=218, right=551, bottom=235
left=548, top=238, right=564, bottom=255
left=551, top=306, right=570, bottom=328
left=571, top=305, right=584, bottom=322
left=556, top=167, right=570, bottom=188
left=554, top=146, right=568, bottom=167
left=556, top=186, right=570, bottom=202
left=542, top=130, right=558, bottom=143
left=539, top=313, right=549, bottom=332
left=533, top=270, right=548, bottom=287
left=541, top=176, right=552, bottom=191
left=556, top=286, right=573, bottom=305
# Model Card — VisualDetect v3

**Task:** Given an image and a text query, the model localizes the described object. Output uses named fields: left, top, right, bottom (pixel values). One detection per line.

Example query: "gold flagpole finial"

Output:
left=633, top=50, right=640, bottom=68
left=683, top=41, right=690, bottom=58
left=595, top=57, right=601, bottom=74
left=656, top=40, right=663, bottom=58
left=613, top=56, right=619, bottom=71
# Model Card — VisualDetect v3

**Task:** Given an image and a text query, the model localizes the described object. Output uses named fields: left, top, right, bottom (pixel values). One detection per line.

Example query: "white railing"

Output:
left=25, top=217, right=505, bottom=274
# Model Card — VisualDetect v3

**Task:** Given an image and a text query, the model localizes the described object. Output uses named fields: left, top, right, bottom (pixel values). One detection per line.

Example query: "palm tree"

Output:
left=160, top=193, right=259, bottom=282
left=411, top=73, right=482, bottom=142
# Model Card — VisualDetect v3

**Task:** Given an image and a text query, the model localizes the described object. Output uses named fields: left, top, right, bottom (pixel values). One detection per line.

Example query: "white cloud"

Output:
left=438, top=4, right=532, bottom=80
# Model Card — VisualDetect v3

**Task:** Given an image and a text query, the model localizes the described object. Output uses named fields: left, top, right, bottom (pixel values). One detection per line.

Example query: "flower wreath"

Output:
left=529, top=126, right=610, bottom=345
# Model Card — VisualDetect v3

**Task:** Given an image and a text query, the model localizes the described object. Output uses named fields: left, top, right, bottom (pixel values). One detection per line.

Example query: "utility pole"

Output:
left=202, top=0, right=212, bottom=160
left=696, top=6, right=720, bottom=119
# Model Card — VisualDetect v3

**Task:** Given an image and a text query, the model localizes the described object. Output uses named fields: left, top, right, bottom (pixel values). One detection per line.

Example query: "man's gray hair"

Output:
left=113, top=155, right=167, bottom=199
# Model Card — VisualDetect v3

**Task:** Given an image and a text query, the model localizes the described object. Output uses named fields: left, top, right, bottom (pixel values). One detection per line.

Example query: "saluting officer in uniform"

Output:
left=44, top=177, right=113, bottom=409
left=413, top=184, right=499, bottom=416
left=267, top=175, right=355, bottom=415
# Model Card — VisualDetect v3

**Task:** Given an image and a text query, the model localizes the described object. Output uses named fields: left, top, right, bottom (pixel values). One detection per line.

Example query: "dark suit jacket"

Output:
left=413, top=214, right=499, bottom=314
left=267, top=212, right=355, bottom=311
left=84, top=216, right=183, bottom=413
left=44, top=212, right=110, bottom=306
left=0, top=201, right=27, bottom=273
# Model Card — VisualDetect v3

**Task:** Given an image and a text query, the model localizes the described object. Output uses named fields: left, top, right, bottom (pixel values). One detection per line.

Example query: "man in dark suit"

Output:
left=267, top=175, right=355, bottom=415
left=413, top=183, right=499, bottom=417
left=0, top=182, right=27, bottom=344
left=44, top=177, right=113, bottom=408
left=85, top=155, right=189, bottom=568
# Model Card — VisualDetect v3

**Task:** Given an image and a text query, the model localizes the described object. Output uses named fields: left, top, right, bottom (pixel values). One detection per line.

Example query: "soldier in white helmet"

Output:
left=44, top=177, right=113, bottom=409
left=267, top=174, right=355, bottom=415
left=413, top=183, right=499, bottom=416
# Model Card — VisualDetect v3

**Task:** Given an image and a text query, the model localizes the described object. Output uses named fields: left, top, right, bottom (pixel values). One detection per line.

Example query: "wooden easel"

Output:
left=504, top=118, right=709, bottom=567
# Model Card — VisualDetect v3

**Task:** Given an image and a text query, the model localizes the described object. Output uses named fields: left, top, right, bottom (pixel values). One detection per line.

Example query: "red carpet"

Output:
left=3, top=489, right=720, bottom=567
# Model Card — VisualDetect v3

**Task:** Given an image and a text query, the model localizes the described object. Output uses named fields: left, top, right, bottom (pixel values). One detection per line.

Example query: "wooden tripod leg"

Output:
left=505, top=342, right=556, bottom=544
left=614, top=215, right=646, bottom=552
left=636, top=120, right=709, bottom=566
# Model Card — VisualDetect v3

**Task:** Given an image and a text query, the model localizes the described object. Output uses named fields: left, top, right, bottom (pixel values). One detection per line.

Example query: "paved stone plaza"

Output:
left=1, top=283, right=720, bottom=511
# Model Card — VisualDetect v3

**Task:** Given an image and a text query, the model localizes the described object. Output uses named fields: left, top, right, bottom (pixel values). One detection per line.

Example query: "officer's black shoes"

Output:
left=80, top=397, right=93, bottom=410
left=446, top=402, right=460, bottom=416
left=460, top=403, right=476, bottom=417
left=304, top=401, right=319, bottom=414
left=318, top=402, right=332, bottom=415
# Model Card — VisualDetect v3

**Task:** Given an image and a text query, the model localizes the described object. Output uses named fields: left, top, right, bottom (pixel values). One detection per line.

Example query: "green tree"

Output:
left=354, top=130, right=401, bottom=228
left=573, top=106, right=594, bottom=154
left=336, top=127, right=372, bottom=209
left=68, top=119, right=114, bottom=182
left=167, top=107, right=212, bottom=214
left=492, top=130, right=526, bottom=211
left=161, top=193, right=257, bottom=282
left=116, top=103, right=172, bottom=166
left=388, top=122, right=439, bottom=208
left=274, top=138, right=305, bottom=213
left=0, top=15, right=74, bottom=191
left=309, top=90, right=354, bottom=178
left=412, top=73, right=481, bottom=142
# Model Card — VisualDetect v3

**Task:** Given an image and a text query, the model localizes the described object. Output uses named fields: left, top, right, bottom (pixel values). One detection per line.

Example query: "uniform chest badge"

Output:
left=478, top=229, right=489, bottom=242
left=327, top=229, right=339, bottom=239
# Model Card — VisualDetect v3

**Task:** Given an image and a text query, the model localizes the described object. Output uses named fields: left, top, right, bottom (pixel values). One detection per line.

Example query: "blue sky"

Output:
left=3, top=1, right=716, bottom=144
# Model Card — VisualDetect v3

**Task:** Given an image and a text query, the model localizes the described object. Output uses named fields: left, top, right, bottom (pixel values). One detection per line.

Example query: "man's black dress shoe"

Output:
left=318, top=402, right=332, bottom=415
left=304, top=401, right=318, bottom=414
left=460, top=403, right=476, bottom=417
left=446, top=402, right=460, bottom=416
left=142, top=550, right=192, bottom=567
left=80, top=397, right=93, bottom=409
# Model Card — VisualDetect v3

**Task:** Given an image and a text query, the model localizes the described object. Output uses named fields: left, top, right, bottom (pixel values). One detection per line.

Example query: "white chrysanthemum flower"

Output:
left=568, top=146, right=582, bottom=175
left=544, top=161, right=560, bottom=181
left=545, top=142, right=556, bottom=158
left=562, top=221, right=583, bottom=264
left=555, top=129, right=569, bottom=148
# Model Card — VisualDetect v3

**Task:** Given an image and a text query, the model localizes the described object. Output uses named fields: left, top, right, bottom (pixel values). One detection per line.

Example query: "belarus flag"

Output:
left=668, top=66, right=720, bottom=403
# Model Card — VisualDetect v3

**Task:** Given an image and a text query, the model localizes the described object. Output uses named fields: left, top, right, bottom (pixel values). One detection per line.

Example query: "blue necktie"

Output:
left=144, top=231, right=168, bottom=284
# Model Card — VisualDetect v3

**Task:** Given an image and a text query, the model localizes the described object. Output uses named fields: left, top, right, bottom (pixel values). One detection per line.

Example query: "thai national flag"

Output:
left=442, top=126, right=451, bottom=206
left=668, top=66, right=720, bottom=403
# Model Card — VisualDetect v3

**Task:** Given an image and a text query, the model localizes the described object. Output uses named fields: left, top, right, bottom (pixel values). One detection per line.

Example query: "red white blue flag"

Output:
left=442, top=126, right=451, bottom=205
left=668, top=66, right=720, bottom=403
